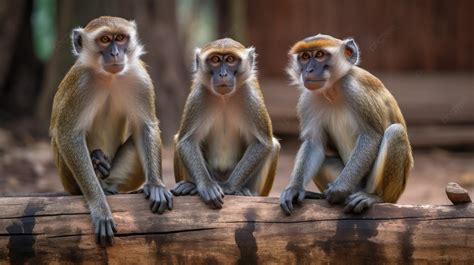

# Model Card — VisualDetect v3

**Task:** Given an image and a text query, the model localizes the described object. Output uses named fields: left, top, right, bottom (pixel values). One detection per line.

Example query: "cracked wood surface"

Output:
left=0, top=195, right=473, bottom=264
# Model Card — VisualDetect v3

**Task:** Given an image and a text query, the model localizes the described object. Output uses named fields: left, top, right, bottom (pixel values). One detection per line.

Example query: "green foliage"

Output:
left=31, top=0, right=56, bottom=62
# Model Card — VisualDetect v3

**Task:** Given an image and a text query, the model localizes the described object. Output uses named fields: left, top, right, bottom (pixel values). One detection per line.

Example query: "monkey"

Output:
left=171, top=38, right=280, bottom=208
left=280, top=34, right=413, bottom=215
left=49, top=16, right=172, bottom=247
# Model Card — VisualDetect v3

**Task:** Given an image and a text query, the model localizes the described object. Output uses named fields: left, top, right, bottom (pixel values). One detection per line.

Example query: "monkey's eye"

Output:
left=226, top=55, right=235, bottom=63
left=300, top=52, right=310, bottom=60
left=210, top=56, right=220, bottom=64
left=100, top=36, right=111, bottom=43
left=315, top=50, right=325, bottom=58
left=115, top=34, right=125, bottom=42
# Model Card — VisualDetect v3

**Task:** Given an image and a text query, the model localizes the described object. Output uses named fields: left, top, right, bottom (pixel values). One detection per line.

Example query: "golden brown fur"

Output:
left=172, top=39, right=279, bottom=207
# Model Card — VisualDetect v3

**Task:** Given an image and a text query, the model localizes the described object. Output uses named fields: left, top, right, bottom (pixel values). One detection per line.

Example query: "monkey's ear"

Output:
left=193, top=48, right=201, bottom=72
left=246, top=47, right=256, bottom=69
left=342, top=38, right=360, bottom=65
left=129, top=20, right=137, bottom=29
left=71, top=28, right=83, bottom=56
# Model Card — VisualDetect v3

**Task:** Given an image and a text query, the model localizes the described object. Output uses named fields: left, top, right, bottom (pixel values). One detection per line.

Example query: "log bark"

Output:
left=0, top=195, right=473, bottom=264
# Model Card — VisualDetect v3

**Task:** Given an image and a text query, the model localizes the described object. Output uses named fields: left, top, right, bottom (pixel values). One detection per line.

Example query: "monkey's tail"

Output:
left=305, top=191, right=325, bottom=199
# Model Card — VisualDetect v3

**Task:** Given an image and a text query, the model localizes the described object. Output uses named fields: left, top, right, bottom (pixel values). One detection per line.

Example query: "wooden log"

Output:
left=0, top=195, right=473, bottom=264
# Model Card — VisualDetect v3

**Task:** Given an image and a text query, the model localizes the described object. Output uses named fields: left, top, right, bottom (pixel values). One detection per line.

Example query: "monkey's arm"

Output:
left=324, top=130, right=381, bottom=204
left=134, top=119, right=173, bottom=213
left=56, top=126, right=116, bottom=246
left=280, top=140, right=325, bottom=215
left=175, top=89, right=224, bottom=208
left=176, top=137, right=224, bottom=208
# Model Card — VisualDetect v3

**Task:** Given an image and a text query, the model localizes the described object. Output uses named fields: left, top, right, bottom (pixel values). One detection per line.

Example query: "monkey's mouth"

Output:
left=104, top=63, right=125, bottom=74
left=214, top=85, right=234, bottom=95
left=304, top=79, right=326, bottom=90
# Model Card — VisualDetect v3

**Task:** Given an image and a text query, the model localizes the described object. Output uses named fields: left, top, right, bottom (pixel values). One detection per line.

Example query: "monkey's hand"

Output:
left=143, top=183, right=173, bottom=214
left=197, top=181, right=225, bottom=209
left=324, top=179, right=355, bottom=204
left=91, top=209, right=117, bottom=247
left=280, top=185, right=306, bottom=215
left=91, top=149, right=111, bottom=179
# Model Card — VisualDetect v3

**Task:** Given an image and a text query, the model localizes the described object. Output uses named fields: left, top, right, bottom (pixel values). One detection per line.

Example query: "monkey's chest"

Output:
left=324, top=108, right=358, bottom=163
left=86, top=101, right=131, bottom=159
left=203, top=116, right=245, bottom=178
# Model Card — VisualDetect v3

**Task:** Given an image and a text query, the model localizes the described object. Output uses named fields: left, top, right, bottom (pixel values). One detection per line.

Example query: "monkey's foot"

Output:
left=91, top=149, right=111, bottom=179
left=171, top=181, right=198, bottom=196
left=343, top=191, right=383, bottom=214
left=143, top=183, right=173, bottom=214
left=324, top=180, right=353, bottom=204
left=91, top=213, right=117, bottom=247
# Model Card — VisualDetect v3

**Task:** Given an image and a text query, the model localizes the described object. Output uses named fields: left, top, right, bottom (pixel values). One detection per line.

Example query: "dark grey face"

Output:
left=207, top=53, right=240, bottom=95
left=95, top=33, right=129, bottom=74
left=298, top=50, right=331, bottom=90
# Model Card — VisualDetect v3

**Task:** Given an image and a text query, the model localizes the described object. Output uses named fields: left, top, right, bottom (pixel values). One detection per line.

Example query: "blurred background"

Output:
left=0, top=0, right=472, bottom=204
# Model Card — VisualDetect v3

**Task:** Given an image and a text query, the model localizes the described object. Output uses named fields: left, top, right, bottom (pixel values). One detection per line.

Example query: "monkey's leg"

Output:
left=244, top=137, right=280, bottom=196
left=313, top=156, right=344, bottom=192
left=310, top=156, right=344, bottom=199
left=344, top=123, right=411, bottom=213
left=102, top=137, right=145, bottom=194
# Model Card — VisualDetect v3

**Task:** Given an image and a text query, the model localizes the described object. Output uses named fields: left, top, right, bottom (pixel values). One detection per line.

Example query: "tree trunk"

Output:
left=0, top=0, right=44, bottom=118
left=0, top=195, right=473, bottom=264
left=37, top=0, right=188, bottom=143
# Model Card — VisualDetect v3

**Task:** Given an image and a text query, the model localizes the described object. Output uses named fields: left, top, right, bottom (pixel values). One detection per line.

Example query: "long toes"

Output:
left=181, top=183, right=196, bottom=195
left=171, top=183, right=185, bottom=195
left=189, top=188, right=198, bottom=195
left=353, top=199, right=371, bottom=214
left=343, top=195, right=365, bottom=214
left=98, top=165, right=109, bottom=178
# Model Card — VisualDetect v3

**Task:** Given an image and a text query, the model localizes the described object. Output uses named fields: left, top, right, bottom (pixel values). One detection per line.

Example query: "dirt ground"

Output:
left=1, top=127, right=473, bottom=205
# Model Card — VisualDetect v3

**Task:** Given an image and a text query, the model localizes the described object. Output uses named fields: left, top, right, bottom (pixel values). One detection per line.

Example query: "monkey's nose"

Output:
left=219, top=72, right=228, bottom=78
left=306, top=68, right=314, bottom=73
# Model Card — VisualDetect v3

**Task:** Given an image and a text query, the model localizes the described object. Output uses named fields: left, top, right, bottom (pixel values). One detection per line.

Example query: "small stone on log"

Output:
left=446, top=182, right=472, bottom=204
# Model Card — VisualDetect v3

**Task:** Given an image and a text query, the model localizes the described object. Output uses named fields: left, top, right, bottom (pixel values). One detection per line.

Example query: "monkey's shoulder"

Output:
left=349, top=66, right=386, bottom=92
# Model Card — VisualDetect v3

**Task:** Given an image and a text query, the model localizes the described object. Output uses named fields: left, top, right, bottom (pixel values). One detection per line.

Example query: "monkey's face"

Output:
left=297, top=50, right=331, bottom=90
left=71, top=17, right=144, bottom=76
left=287, top=34, right=360, bottom=92
left=206, top=53, right=240, bottom=95
left=95, top=32, right=129, bottom=74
